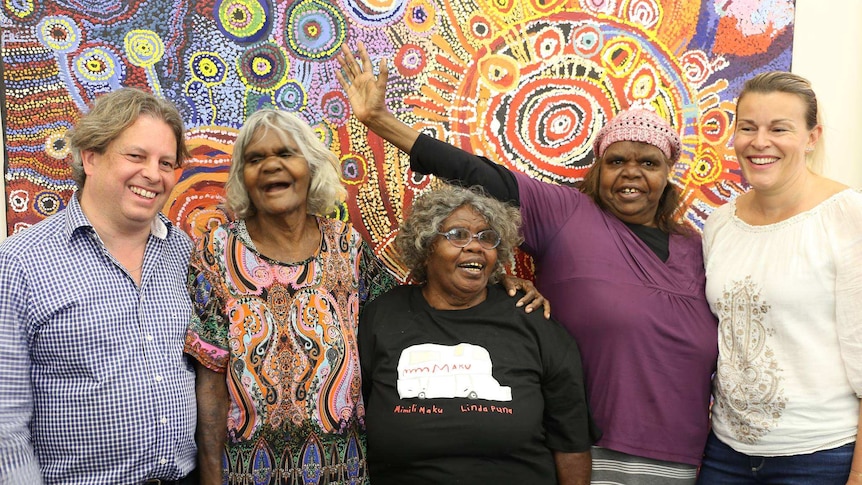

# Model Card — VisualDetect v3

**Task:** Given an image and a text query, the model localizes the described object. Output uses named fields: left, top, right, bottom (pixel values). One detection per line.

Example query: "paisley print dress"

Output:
left=185, top=218, right=396, bottom=484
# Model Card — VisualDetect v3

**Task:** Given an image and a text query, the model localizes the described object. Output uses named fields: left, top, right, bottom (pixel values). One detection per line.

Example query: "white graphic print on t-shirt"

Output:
left=396, top=343, right=512, bottom=401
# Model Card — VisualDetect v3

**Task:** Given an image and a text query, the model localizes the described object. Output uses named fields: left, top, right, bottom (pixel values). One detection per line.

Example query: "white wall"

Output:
left=1, top=4, right=860, bottom=241
left=792, top=0, right=862, bottom=187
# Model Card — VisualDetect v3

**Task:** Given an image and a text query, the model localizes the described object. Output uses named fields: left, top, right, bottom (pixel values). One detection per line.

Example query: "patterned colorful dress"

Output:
left=185, top=218, right=396, bottom=485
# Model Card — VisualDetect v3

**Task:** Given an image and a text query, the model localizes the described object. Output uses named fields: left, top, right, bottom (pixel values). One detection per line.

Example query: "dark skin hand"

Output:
left=501, top=274, right=551, bottom=319
left=336, top=43, right=551, bottom=320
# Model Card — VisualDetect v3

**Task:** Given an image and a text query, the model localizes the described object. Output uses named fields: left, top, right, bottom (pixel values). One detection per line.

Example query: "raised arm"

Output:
left=337, top=42, right=520, bottom=203
left=336, top=42, right=419, bottom=154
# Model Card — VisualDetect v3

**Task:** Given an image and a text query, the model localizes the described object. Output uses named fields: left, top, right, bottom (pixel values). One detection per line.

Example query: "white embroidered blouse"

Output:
left=703, top=188, right=862, bottom=455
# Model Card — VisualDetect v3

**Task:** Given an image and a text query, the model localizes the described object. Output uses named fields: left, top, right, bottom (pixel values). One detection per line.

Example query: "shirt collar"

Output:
left=63, top=193, right=171, bottom=241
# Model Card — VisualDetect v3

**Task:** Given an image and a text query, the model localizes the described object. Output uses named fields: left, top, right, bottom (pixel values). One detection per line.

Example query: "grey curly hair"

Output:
left=396, top=185, right=522, bottom=284
left=66, top=87, right=189, bottom=189
left=225, top=109, right=346, bottom=218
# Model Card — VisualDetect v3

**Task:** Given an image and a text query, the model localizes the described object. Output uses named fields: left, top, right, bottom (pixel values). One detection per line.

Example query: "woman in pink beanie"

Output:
left=338, top=43, right=717, bottom=484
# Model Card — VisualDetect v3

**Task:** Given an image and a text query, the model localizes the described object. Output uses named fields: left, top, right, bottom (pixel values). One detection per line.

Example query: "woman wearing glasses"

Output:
left=359, top=184, right=601, bottom=484
left=339, top=43, right=717, bottom=483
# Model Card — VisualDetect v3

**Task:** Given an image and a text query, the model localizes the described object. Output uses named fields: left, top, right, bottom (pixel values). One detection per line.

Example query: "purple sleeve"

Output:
left=513, top=172, right=587, bottom=256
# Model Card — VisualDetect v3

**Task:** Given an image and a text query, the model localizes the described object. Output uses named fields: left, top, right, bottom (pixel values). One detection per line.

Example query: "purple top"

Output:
left=410, top=134, right=717, bottom=465
left=515, top=173, right=716, bottom=465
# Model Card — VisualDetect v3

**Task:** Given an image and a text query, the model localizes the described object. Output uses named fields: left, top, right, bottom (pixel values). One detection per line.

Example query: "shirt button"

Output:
left=160, top=417, right=168, bottom=424
left=145, top=335, right=154, bottom=342
left=155, top=375, right=163, bottom=382
left=159, top=458, right=167, bottom=465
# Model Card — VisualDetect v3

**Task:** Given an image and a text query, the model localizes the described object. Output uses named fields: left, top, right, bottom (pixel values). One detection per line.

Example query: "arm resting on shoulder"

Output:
left=554, top=450, right=591, bottom=485
left=500, top=275, right=551, bottom=319
left=194, top=361, right=230, bottom=485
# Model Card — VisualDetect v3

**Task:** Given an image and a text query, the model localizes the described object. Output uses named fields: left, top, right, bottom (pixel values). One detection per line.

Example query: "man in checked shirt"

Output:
left=0, top=88, right=198, bottom=484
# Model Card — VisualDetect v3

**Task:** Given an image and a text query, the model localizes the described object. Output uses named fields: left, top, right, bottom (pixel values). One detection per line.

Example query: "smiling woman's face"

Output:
left=422, top=205, right=498, bottom=310
left=597, top=140, right=670, bottom=227
left=242, top=127, right=311, bottom=220
left=733, top=91, right=820, bottom=193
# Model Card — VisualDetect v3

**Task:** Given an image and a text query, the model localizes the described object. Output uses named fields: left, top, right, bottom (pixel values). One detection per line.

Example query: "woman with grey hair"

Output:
left=184, top=110, right=545, bottom=485
left=359, top=184, right=600, bottom=484
left=183, top=108, right=399, bottom=485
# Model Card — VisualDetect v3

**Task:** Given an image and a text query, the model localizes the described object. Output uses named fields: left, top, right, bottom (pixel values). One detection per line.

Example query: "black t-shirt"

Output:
left=359, top=284, right=600, bottom=484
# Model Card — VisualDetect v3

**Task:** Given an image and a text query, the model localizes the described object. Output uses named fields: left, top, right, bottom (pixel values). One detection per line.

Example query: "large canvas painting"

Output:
left=1, top=0, right=795, bottom=275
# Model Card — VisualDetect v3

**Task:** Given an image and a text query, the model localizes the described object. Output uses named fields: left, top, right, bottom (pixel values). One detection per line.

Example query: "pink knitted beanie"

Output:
left=593, top=109, right=681, bottom=163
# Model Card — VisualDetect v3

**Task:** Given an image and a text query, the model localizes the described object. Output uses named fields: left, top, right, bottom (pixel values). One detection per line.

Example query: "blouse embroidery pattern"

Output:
left=714, top=276, right=787, bottom=444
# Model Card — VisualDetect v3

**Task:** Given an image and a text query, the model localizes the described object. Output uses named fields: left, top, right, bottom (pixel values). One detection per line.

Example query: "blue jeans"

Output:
left=696, top=431, right=853, bottom=485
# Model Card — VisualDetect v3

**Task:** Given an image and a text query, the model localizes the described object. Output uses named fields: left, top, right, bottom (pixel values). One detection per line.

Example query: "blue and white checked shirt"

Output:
left=0, top=195, right=197, bottom=485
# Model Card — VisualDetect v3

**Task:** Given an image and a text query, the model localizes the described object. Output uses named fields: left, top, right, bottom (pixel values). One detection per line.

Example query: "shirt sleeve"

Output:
left=183, top=233, right=230, bottom=373
left=409, top=134, right=521, bottom=204
left=358, top=296, right=382, bottom=403
left=539, top=322, right=602, bottom=453
left=832, top=191, right=862, bottom=397
left=512, top=172, right=588, bottom=257
left=0, top=251, right=44, bottom=484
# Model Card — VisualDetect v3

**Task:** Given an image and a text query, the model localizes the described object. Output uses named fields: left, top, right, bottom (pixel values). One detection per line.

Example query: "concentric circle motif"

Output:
left=215, top=0, right=269, bottom=43
left=3, top=0, right=39, bottom=22
left=487, top=0, right=515, bottom=15
left=320, top=91, right=350, bottom=126
left=276, top=81, right=307, bottom=111
left=601, top=37, right=640, bottom=77
left=627, top=0, right=662, bottom=30
left=73, top=45, right=124, bottom=84
left=451, top=15, right=696, bottom=183
left=533, top=26, right=564, bottom=60
left=339, top=154, right=367, bottom=185
left=478, top=54, right=520, bottom=92
left=405, top=0, right=435, bottom=33
left=238, top=42, right=288, bottom=92
left=35, top=191, right=63, bottom=217
left=164, top=129, right=235, bottom=239
left=190, top=52, right=228, bottom=85
left=394, top=44, right=426, bottom=77
left=9, top=190, right=29, bottom=213
left=342, top=0, right=407, bottom=25
left=45, top=131, right=69, bottom=159
left=627, top=64, right=658, bottom=101
left=487, top=77, right=607, bottom=175
left=578, top=0, right=616, bottom=15
left=699, top=108, right=731, bottom=145
left=285, top=0, right=347, bottom=60
left=690, top=146, right=722, bottom=185
left=312, top=122, right=334, bottom=147
left=36, top=16, right=81, bottom=53
left=527, top=0, right=568, bottom=14
left=468, top=13, right=493, bottom=41
left=680, top=50, right=711, bottom=86
left=572, top=24, right=602, bottom=57
left=124, top=30, right=164, bottom=67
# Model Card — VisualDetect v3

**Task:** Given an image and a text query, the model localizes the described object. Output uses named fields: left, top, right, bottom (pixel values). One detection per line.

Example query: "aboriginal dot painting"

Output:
left=1, top=0, right=795, bottom=276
